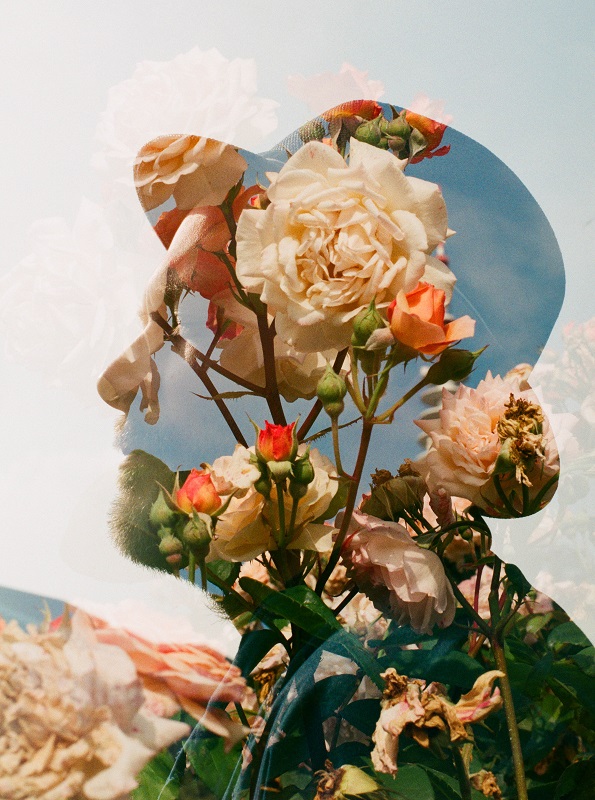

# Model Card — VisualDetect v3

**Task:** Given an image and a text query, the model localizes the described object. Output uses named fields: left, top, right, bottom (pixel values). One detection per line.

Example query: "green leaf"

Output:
left=310, top=673, right=360, bottom=721
left=375, top=764, right=435, bottom=800
left=505, top=562, right=532, bottom=599
left=111, top=450, right=178, bottom=570
left=234, top=629, right=285, bottom=677
left=208, top=559, right=241, bottom=588
left=132, top=749, right=181, bottom=800
left=340, top=698, right=381, bottom=737
left=240, top=582, right=341, bottom=639
left=330, top=628, right=384, bottom=688
left=185, top=736, right=242, bottom=797
left=554, top=758, right=595, bottom=799
left=548, top=621, right=591, bottom=650
left=423, top=766, right=484, bottom=800
left=573, top=646, right=595, bottom=677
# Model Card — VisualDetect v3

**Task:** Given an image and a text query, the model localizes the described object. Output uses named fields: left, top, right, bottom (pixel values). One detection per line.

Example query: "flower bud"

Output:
left=255, top=421, right=298, bottom=463
left=383, top=115, right=412, bottom=139
left=159, top=534, right=183, bottom=557
left=267, top=460, right=293, bottom=482
left=180, top=514, right=212, bottom=557
left=425, top=347, right=486, bottom=385
left=316, top=365, right=347, bottom=418
left=292, top=451, right=315, bottom=483
left=351, top=300, right=384, bottom=348
left=149, top=489, right=177, bottom=528
left=176, top=469, right=222, bottom=516
left=353, top=118, right=386, bottom=147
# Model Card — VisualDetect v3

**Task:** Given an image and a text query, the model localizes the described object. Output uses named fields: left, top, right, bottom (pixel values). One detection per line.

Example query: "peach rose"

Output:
left=387, top=282, right=475, bottom=355
left=340, top=510, right=455, bottom=635
left=134, top=134, right=247, bottom=211
left=91, top=618, right=247, bottom=747
left=415, top=372, right=559, bottom=512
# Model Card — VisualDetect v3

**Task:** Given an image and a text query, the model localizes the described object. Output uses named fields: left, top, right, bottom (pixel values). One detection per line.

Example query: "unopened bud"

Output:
left=149, top=490, right=177, bottom=528
left=353, top=118, right=385, bottom=147
left=180, top=515, right=212, bottom=553
left=254, top=473, right=272, bottom=498
left=351, top=300, right=384, bottom=348
left=159, top=534, right=183, bottom=557
left=267, top=460, right=293, bottom=482
left=383, top=115, right=412, bottom=139
left=316, top=366, right=347, bottom=418
left=425, top=347, right=486, bottom=385
left=291, top=452, right=315, bottom=487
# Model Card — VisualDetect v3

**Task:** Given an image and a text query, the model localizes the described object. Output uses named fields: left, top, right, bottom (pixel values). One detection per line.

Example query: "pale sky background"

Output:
left=0, top=1, right=593, bottom=648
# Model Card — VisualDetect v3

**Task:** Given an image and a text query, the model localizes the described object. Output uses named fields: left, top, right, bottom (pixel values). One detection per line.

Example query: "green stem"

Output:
left=374, top=374, right=430, bottom=422
left=316, top=419, right=374, bottom=592
left=276, top=484, right=287, bottom=548
left=492, top=474, right=521, bottom=517
left=452, top=746, right=472, bottom=800
left=491, top=636, right=529, bottom=800
left=331, top=415, right=345, bottom=476
left=188, top=552, right=196, bottom=584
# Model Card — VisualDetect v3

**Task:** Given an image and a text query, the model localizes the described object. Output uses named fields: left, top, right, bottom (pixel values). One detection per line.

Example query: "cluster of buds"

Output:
left=148, top=468, right=223, bottom=570
left=252, top=421, right=315, bottom=501
left=353, top=108, right=450, bottom=163
left=494, top=394, right=546, bottom=486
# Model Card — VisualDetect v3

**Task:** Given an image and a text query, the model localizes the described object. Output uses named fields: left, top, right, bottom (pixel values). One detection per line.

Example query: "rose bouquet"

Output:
left=93, top=102, right=594, bottom=799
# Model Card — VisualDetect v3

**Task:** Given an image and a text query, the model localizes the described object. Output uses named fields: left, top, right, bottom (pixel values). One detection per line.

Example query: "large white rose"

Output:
left=235, top=139, right=452, bottom=352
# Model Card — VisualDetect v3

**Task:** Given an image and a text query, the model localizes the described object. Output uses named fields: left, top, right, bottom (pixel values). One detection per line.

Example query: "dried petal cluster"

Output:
left=0, top=612, right=189, bottom=800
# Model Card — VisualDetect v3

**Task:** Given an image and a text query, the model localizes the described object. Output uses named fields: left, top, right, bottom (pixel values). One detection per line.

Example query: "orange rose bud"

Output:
left=388, top=282, right=475, bottom=356
left=176, top=469, right=222, bottom=515
left=256, top=421, right=298, bottom=463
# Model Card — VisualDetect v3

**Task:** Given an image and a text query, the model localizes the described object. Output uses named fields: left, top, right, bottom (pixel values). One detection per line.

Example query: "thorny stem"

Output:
left=316, top=419, right=374, bottom=592
left=150, top=312, right=264, bottom=393
left=256, top=310, right=287, bottom=425
left=276, top=484, right=287, bottom=549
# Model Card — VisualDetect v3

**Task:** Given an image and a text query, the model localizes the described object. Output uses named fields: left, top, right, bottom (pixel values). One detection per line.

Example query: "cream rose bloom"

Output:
left=0, top=612, right=189, bottom=800
left=134, top=135, right=247, bottom=212
left=415, top=372, right=559, bottom=511
left=235, top=139, right=453, bottom=352
left=209, top=445, right=337, bottom=561
left=340, top=510, right=456, bottom=635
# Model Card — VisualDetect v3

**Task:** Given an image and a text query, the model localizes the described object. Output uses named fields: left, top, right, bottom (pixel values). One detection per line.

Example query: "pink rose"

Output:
left=340, top=510, right=455, bottom=635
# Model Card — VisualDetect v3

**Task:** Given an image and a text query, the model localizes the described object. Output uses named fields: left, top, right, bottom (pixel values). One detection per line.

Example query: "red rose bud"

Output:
left=176, top=469, right=222, bottom=515
left=256, top=421, right=298, bottom=463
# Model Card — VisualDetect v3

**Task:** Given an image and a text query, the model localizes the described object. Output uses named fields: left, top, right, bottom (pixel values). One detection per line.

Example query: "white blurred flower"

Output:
left=94, top=46, right=278, bottom=193
left=287, top=62, right=384, bottom=116
left=0, top=200, right=144, bottom=401
left=0, top=611, right=188, bottom=800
